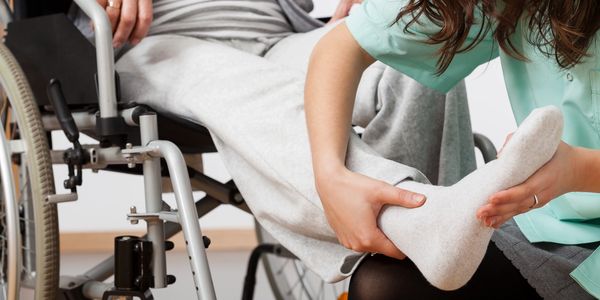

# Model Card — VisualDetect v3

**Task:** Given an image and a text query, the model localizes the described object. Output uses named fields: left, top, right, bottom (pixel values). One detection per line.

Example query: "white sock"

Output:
left=378, top=106, right=564, bottom=290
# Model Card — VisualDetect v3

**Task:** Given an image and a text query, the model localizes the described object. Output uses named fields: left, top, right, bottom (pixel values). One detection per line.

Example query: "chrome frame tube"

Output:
left=41, top=107, right=143, bottom=132
left=82, top=280, right=112, bottom=299
left=0, top=122, right=20, bottom=300
left=139, top=114, right=167, bottom=288
left=147, top=140, right=216, bottom=300
left=19, top=156, right=35, bottom=279
left=41, top=112, right=96, bottom=132
left=82, top=196, right=223, bottom=283
left=83, top=256, right=113, bottom=282
left=0, top=0, right=13, bottom=27
left=72, top=0, right=118, bottom=118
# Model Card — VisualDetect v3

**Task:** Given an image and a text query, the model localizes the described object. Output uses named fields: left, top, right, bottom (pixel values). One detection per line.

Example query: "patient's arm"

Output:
left=305, top=22, right=426, bottom=260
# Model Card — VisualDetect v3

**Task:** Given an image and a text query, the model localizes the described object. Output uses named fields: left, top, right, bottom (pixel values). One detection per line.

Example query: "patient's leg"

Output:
left=116, top=34, right=560, bottom=289
left=379, top=106, right=563, bottom=290
left=266, top=25, right=476, bottom=186
left=354, top=66, right=476, bottom=185
left=117, top=35, right=426, bottom=282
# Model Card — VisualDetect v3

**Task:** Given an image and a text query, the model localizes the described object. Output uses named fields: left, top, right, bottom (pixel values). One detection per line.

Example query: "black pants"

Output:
left=348, top=242, right=541, bottom=299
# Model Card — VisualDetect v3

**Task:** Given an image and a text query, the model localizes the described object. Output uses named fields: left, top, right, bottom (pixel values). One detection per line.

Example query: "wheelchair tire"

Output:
left=255, top=222, right=349, bottom=300
left=0, top=43, right=59, bottom=300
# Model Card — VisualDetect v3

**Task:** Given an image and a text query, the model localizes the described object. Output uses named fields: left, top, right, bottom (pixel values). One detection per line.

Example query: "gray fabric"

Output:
left=275, top=0, right=323, bottom=32
left=355, top=65, right=474, bottom=185
left=493, top=220, right=597, bottom=299
left=69, top=0, right=321, bottom=56
left=150, top=0, right=293, bottom=44
left=115, top=23, right=475, bottom=282
left=264, top=26, right=476, bottom=185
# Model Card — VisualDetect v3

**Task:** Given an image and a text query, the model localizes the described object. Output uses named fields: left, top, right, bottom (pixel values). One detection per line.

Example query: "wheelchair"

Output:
left=0, top=0, right=499, bottom=299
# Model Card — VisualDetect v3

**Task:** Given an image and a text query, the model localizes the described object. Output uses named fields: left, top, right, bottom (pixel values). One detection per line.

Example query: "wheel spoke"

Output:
left=257, top=226, right=351, bottom=300
left=275, top=258, right=291, bottom=275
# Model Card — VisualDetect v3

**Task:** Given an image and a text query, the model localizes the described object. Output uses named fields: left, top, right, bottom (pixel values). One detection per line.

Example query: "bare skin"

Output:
left=328, top=0, right=362, bottom=24
left=478, top=139, right=600, bottom=228
left=305, top=23, right=426, bottom=260
left=96, top=0, right=153, bottom=48
left=306, top=21, right=600, bottom=257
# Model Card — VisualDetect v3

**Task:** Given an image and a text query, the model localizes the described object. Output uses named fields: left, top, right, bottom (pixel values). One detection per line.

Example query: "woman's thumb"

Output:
left=379, top=185, right=426, bottom=208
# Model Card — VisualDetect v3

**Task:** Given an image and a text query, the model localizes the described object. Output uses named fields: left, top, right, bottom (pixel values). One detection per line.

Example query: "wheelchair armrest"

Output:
left=473, top=133, right=497, bottom=163
left=73, top=0, right=118, bottom=118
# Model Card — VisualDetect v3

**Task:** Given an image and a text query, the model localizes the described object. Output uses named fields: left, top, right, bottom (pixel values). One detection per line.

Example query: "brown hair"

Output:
left=396, top=0, right=600, bottom=74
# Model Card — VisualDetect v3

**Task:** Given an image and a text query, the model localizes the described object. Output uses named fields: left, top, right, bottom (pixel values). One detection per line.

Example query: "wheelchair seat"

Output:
left=5, top=13, right=217, bottom=155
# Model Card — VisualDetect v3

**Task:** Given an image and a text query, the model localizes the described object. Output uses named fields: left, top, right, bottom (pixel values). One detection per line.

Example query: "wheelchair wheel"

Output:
left=255, top=223, right=349, bottom=300
left=0, top=43, right=59, bottom=299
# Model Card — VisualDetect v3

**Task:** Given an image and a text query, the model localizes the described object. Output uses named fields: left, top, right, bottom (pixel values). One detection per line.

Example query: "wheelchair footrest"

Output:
left=109, top=235, right=179, bottom=299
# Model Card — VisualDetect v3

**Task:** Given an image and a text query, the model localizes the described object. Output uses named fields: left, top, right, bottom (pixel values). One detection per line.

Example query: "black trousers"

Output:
left=348, top=242, right=542, bottom=300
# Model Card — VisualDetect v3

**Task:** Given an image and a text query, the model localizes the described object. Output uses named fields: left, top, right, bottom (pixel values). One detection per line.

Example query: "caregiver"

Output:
left=306, top=0, right=600, bottom=299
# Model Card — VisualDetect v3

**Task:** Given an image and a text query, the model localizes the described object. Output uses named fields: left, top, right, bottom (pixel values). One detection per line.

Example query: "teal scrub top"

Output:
left=346, top=0, right=600, bottom=296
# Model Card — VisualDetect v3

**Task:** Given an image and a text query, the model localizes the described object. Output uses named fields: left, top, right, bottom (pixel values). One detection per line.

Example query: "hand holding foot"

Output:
left=316, top=167, right=426, bottom=260
left=378, top=106, right=564, bottom=290
left=478, top=140, right=581, bottom=228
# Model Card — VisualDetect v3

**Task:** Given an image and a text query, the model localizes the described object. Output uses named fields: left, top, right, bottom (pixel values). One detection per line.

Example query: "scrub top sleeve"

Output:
left=346, top=0, right=500, bottom=93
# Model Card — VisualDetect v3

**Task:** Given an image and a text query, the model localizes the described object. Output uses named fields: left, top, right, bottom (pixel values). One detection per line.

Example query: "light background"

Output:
left=56, top=0, right=516, bottom=233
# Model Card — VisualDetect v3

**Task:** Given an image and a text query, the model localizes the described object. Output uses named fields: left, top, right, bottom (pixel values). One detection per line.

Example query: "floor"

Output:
left=60, top=250, right=276, bottom=300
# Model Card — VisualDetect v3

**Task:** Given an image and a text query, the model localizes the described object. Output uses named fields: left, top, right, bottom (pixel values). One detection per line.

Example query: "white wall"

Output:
left=466, top=59, right=517, bottom=147
left=57, top=1, right=516, bottom=233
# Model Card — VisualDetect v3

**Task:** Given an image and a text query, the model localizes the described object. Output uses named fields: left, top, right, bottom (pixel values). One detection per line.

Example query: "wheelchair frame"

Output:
left=2, top=0, right=224, bottom=298
left=1, top=0, right=310, bottom=298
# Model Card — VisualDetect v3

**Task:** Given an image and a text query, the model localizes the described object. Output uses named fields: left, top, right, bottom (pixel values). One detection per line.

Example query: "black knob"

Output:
left=167, top=275, right=176, bottom=285
left=165, top=241, right=175, bottom=251
left=202, top=236, right=211, bottom=249
left=47, top=79, right=79, bottom=143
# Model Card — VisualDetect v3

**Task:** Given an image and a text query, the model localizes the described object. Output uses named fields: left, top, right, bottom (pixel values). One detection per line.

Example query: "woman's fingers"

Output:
left=492, top=178, right=547, bottom=207
left=375, top=184, right=426, bottom=208
left=113, top=0, right=138, bottom=48
left=105, top=5, right=121, bottom=33
left=129, top=0, right=153, bottom=45
left=488, top=214, right=518, bottom=229
left=343, top=226, right=405, bottom=260
left=367, top=230, right=406, bottom=260
left=477, top=183, right=550, bottom=228
left=479, top=202, right=526, bottom=219
left=319, top=171, right=415, bottom=262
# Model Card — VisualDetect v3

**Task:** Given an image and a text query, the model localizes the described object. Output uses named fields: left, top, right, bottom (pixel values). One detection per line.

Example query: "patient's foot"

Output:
left=378, top=106, right=563, bottom=290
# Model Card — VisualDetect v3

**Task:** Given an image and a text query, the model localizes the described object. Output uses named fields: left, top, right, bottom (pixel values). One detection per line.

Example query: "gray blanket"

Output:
left=116, top=23, right=476, bottom=281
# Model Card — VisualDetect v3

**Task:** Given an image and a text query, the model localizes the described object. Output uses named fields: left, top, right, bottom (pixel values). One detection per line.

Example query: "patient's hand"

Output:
left=316, top=167, right=426, bottom=259
left=96, top=0, right=153, bottom=48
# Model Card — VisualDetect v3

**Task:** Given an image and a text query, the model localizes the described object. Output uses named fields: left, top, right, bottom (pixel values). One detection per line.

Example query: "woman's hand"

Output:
left=96, top=0, right=153, bottom=48
left=316, top=167, right=426, bottom=259
left=328, top=0, right=362, bottom=24
left=476, top=141, right=580, bottom=228
left=305, top=23, right=424, bottom=259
